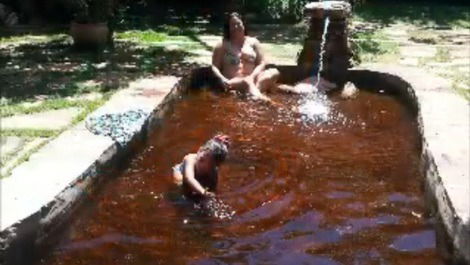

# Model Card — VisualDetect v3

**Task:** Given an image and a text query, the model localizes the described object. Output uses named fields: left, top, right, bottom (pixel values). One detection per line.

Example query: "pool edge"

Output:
left=347, top=66, right=470, bottom=265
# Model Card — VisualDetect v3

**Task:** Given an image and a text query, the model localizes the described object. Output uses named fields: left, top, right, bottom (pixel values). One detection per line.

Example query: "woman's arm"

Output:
left=212, top=42, right=230, bottom=90
left=248, top=38, right=267, bottom=80
left=183, top=155, right=208, bottom=196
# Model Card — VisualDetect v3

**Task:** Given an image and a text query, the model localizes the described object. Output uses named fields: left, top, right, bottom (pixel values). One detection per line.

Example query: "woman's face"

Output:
left=229, top=16, right=245, bottom=38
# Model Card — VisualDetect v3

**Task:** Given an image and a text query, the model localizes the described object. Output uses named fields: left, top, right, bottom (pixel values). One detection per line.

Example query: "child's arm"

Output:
left=183, top=155, right=209, bottom=196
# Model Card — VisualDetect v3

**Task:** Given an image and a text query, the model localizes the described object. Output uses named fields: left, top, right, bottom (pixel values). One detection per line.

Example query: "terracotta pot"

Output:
left=70, top=22, right=109, bottom=48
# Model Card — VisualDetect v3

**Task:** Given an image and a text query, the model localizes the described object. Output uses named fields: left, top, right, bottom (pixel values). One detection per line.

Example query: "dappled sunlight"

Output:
left=0, top=35, right=200, bottom=106
left=0, top=34, right=69, bottom=48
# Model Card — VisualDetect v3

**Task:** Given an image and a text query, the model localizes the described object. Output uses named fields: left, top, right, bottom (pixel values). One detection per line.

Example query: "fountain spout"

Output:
left=298, top=1, right=353, bottom=87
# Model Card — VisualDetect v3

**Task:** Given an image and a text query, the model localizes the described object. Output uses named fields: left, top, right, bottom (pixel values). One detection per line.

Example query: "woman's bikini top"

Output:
left=224, top=38, right=257, bottom=66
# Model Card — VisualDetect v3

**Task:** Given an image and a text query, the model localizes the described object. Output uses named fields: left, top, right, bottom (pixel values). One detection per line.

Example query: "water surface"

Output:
left=40, top=90, right=444, bottom=265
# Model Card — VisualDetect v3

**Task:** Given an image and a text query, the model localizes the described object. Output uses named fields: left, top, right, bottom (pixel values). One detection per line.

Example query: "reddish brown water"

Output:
left=40, top=90, right=445, bottom=265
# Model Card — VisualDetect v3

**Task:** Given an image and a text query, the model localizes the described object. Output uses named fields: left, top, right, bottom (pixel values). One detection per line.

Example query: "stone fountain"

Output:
left=297, top=1, right=353, bottom=85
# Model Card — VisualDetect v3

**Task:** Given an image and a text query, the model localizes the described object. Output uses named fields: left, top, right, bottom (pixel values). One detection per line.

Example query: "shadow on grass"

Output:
left=0, top=37, right=199, bottom=104
left=355, top=1, right=470, bottom=28
left=248, top=24, right=306, bottom=44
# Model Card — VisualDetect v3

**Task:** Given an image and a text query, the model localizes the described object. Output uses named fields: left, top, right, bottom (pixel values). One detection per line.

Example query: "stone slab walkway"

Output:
left=1, top=136, right=25, bottom=155
left=0, top=137, right=49, bottom=177
left=372, top=22, right=469, bottom=98
left=0, top=127, right=112, bottom=230
left=1, top=108, right=82, bottom=130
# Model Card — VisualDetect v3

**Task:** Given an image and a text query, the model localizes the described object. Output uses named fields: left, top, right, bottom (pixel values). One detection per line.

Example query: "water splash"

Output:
left=298, top=16, right=331, bottom=123
left=195, top=197, right=236, bottom=220
left=298, top=93, right=330, bottom=123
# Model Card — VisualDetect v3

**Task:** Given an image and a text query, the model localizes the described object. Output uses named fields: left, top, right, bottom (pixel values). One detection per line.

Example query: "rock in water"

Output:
left=341, top=81, right=359, bottom=99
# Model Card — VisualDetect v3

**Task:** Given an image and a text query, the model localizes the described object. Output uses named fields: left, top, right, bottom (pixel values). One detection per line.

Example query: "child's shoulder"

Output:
left=183, top=153, right=197, bottom=161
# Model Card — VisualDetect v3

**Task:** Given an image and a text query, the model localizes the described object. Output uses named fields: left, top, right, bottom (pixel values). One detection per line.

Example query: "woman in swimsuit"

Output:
left=173, top=134, right=230, bottom=203
left=211, top=12, right=280, bottom=102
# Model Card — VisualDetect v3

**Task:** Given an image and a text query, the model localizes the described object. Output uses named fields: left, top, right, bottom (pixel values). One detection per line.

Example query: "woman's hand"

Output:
left=204, top=191, right=216, bottom=198
left=221, top=77, right=232, bottom=91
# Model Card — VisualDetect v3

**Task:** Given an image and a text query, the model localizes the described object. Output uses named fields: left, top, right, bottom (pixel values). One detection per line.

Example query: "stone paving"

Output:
left=378, top=23, right=469, bottom=97
left=0, top=136, right=25, bottom=155
left=1, top=107, right=82, bottom=130
left=0, top=107, right=83, bottom=177
left=0, top=137, right=49, bottom=177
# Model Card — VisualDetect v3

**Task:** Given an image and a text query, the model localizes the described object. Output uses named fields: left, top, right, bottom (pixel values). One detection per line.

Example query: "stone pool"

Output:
left=37, top=87, right=446, bottom=265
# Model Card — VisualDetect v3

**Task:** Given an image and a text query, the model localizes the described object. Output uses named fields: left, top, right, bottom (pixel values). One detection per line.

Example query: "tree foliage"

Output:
left=242, top=0, right=309, bottom=22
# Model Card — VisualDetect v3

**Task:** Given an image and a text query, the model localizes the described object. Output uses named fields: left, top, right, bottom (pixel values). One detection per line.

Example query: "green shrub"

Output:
left=243, top=0, right=309, bottom=22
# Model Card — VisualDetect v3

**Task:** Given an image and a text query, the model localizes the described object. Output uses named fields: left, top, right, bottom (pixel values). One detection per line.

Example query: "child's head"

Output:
left=197, top=134, right=230, bottom=166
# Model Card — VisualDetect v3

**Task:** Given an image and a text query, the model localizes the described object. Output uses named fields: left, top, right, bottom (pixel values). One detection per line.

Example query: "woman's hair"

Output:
left=223, top=12, right=248, bottom=40
left=198, top=134, right=230, bottom=163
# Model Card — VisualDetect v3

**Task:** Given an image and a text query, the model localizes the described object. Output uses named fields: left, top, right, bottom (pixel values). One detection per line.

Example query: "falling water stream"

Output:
left=298, top=16, right=331, bottom=123
left=315, top=16, right=330, bottom=88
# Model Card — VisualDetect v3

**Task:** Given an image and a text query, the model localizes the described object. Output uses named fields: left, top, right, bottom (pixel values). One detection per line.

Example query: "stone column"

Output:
left=297, top=1, right=352, bottom=85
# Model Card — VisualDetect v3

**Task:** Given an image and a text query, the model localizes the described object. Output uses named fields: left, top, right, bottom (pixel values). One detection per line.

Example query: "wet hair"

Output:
left=223, top=12, right=248, bottom=40
left=198, top=135, right=230, bottom=164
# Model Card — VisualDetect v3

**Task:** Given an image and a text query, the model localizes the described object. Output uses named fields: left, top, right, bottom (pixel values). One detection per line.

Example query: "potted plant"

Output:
left=67, top=0, right=116, bottom=48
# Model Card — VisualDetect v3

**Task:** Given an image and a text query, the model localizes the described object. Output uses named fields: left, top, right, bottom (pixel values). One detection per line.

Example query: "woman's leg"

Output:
left=227, top=77, right=249, bottom=92
left=255, top=68, right=280, bottom=93
left=276, top=76, right=338, bottom=94
left=227, top=76, right=271, bottom=101
left=276, top=84, right=302, bottom=94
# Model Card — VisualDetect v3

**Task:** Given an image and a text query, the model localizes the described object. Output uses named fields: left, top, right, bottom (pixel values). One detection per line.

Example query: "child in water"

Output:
left=173, top=134, right=230, bottom=203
